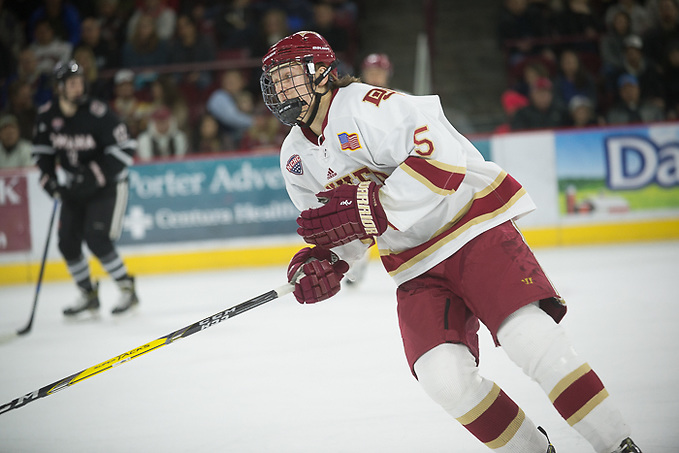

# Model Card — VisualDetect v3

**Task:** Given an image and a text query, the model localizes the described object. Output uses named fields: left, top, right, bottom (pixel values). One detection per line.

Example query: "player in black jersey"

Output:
left=32, top=60, right=139, bottom=317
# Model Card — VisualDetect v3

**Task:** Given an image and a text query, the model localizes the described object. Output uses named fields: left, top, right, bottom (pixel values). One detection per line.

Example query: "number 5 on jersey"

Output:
left=414, top=125, right=434, bottom=156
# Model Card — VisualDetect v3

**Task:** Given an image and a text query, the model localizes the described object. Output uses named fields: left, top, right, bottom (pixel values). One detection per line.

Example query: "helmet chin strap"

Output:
left=299, top=60, right=339, bottom=128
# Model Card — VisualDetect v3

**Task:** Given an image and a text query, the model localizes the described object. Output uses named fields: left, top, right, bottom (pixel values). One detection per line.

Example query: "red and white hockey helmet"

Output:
left=262, top=31, right=336, bottom=73
left=260, top=31, right=338, bottom=126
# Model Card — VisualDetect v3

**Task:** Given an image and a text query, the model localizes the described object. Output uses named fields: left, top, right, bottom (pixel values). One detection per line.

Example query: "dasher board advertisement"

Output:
left=555, top=123, right=679, bottom=220
left=118, top=155, right=299, bottom=245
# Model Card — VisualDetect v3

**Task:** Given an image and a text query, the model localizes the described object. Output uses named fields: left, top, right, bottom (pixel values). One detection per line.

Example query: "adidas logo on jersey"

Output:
left=327, top=168, right=337, bottom=179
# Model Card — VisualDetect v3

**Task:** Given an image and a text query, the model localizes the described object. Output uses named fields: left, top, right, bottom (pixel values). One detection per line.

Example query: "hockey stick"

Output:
left=0, top=283, right=294, bottom=415
left=16, top=199, right=60, bottom=336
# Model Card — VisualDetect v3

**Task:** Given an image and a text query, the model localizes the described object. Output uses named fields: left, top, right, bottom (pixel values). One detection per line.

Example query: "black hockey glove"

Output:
left=39, top=174, right=64, bottom=200
left=68, top=162, right=107, bottom=200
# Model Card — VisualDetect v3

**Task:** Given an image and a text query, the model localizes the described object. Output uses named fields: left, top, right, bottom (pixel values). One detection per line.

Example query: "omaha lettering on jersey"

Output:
left=49, top=133, right=96, bottom=152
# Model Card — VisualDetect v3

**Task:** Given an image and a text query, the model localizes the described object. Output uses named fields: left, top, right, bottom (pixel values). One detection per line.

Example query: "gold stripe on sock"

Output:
left=456, top=383, right=502, bottom=426
left=485, top=408, right=526, bottom=450
left=548, top=363, right=591, bottom=402
left=566, top=388, right=609, bottom=426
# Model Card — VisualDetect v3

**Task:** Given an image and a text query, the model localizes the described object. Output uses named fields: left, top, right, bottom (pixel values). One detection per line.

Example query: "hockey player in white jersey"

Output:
left=260, top=31, right=642, bottom=453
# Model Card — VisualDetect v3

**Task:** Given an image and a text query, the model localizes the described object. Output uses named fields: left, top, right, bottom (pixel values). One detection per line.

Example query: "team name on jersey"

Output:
left=325, top=166, right=389, bottom=189
left=362, top=88, right=398, bottom=107
left=49, top=133, right=96, bottom=152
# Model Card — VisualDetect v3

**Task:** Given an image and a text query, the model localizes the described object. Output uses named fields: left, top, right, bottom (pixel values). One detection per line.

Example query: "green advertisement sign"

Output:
left=555, top=124, right=679, bottom=217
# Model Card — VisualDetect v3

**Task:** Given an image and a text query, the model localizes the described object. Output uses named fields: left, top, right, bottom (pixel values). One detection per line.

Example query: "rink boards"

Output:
left=1, top=123, right=678, bottom=285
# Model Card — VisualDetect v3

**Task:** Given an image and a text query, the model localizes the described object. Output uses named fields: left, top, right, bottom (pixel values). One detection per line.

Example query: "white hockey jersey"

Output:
left=280, top=83, right=536, bottom=286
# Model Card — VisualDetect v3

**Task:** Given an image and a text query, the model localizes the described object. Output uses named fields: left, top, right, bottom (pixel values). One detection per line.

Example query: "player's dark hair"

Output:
left=330, top=74, right=360, bottom=89
left=313, top=62, right=358, bottom=89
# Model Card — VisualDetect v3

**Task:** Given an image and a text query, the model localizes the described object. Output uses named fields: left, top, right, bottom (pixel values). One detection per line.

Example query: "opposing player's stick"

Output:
left=0, top=283, right=294, bottom=415
left=17, top=199, right=60, bottom=336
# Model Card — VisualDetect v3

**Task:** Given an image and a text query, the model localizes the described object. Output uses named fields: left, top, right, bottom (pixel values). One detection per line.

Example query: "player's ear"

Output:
left=315, top=65, right=330, bottom=87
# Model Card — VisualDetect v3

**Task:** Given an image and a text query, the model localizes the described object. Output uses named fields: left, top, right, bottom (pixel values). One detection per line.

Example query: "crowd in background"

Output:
left=496, top=0, right=679, bottom=132
left=0, top=0, right=360, bottom=165
left=1, top=0, right=677, bottom=167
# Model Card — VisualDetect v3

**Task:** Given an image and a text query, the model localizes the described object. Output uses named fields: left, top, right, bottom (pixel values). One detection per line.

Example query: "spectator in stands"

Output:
left=79, top=15, right=120, bottom=70
left=214, top=0, right=261, bottom=50
left=360, top=53, right=393, bottom=88
left=323, top=0, right=359, bottom=29
left=1, top=47, right=53, bottom=109
left=184, top=0, right=215, bottom=38
left=4, top=81, right=38, bottom=141
left=310, top=1, right=349, bottom=59
left=512, top=59, right=553, bottom=97
left=249, top=8, right=290, bottom=57
left=126, top=0, right=177, bottom=42
left=553, top=0, right=604, bottom=37
left=28, top=0, right=82, bottom=47
left=566, top=94, right=599, bottom=127
left=240, top=102, right=289, bottom=151
left=0, top=0, right=26, bottom=62
left=95, top=0, right=128, bottom=57
left=662, top=41, right=679, bottom=118
left=148, top=74, right=189, bottom=133
left=600, top=9, right=633, bottom=75
left=206, top=69, right=254, bottom=149
left=510, top=77, right=568, bottom=130
left=168, top=13, right=217, bottom=90
left=609, top=35, right=665, bottom=108
left=606, top=73, right=665, bottom=124
left=72, top=45, right=111, bottom=100
left=0, top=114, right=33, bottom=168
left=29, top=18, right=73, bottom=75
left=495, top=89, right=529, bottom=133
left=643, top=0, right=679, bottom=68
left=496, top=0, right=552, bottom=66
left=553, top=48, right=598, bottom=107
left=193, top=112, right=227, bottom=153
left=605, top=0, right=652, bottom=36
left=110, top=69, right=152, bottom=137
left=137, top=106, right=189, bottom=160
left=121, top=12, right=170, bottom=84
left=552, top=0, right=603, bottom=54
left=280, top=0, right=315, bottom=31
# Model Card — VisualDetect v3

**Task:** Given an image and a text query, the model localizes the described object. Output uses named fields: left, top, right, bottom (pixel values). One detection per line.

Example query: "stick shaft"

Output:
left=17, top=199, right=59, bottom=336
left=0, top=283, right=293, bottom=415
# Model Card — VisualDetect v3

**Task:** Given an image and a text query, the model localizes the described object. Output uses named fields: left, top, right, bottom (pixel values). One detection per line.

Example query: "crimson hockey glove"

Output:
left=297, top=181, right=388, bottom=247
left=39, top=174, right=63, bottom=199
left=287, top=246, right=350, bottom=304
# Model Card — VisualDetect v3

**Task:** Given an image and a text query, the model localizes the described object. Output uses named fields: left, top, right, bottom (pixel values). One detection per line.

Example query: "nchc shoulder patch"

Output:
left=338, top=132, right=361, bottom=151
left=286, top=154, right=303, bottom=175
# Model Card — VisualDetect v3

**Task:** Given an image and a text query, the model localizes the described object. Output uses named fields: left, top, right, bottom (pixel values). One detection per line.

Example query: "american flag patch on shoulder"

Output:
left=338, top=132, right=361, bottom=151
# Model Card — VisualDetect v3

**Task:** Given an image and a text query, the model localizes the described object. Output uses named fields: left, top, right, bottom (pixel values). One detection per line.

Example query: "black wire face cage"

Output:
left=260, top=61, right=316, bottom=127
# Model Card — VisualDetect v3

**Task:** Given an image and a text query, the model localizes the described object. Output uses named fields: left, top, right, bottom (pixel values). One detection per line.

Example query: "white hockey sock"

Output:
left=414, top=343, right=548, bottom=452
left=498, top=303, right=630, bottom=453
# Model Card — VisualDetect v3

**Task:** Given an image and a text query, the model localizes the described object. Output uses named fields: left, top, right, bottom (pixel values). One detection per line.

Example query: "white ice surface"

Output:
left=0, top=241, right=677, bottom=452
